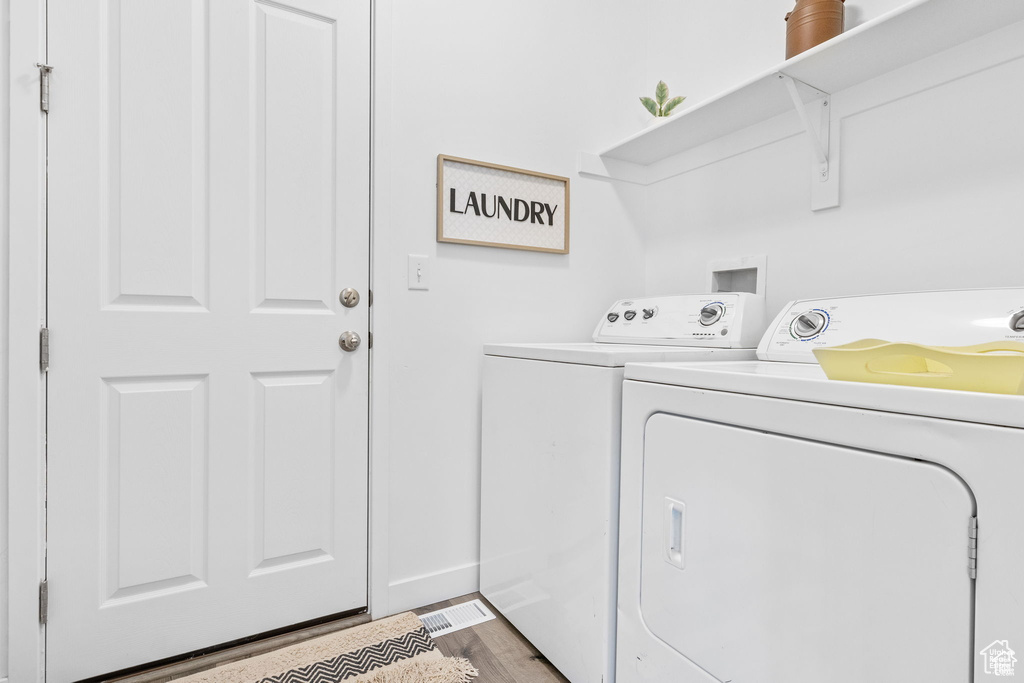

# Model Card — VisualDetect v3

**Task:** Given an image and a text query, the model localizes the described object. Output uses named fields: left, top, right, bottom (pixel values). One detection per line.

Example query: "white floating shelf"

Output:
left=582, top=0, right=1024, bottom=188
left=596, top=72, right=818, bottom=168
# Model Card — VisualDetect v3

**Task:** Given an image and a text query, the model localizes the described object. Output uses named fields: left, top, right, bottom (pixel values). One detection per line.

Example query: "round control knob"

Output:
left=623, top=310, right=637, bottom=321
left=642, top=308, right=656, bottom=320
left=607, top=312, right=619, bottom=323
left=1010, top=310, right=1024, bottom=332
left=699, top=303, right=725, bottom=327
left=790, top=310, right=827, bottom=339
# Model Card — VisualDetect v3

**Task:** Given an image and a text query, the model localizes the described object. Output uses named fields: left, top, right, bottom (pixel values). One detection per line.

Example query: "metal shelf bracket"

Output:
left=779, top=73, right=840, bottom=211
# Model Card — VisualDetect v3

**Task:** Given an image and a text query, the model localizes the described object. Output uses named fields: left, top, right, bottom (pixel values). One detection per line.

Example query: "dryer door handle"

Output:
left=664, top=498, right=686, bottom=569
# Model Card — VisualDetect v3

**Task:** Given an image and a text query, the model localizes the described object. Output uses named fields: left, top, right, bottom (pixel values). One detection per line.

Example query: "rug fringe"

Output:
left=364, top=656, right=479, bottom=683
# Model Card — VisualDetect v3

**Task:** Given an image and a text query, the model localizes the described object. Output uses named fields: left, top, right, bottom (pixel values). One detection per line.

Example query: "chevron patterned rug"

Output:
left=175, top=612, right=478, bottom=683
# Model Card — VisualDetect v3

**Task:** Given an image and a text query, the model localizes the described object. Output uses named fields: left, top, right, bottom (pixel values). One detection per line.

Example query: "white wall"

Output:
left=642, top=1, right=1024, bottom=316
left=380, top=0, right=648, bottom=611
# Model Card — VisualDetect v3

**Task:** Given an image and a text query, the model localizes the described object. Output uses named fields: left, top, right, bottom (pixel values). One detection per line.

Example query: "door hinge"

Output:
left=35, top=63, right=54, bottom=113
left=968, top=516, right=978, bottom=580
left=39, top=580, right=48, bottom=624
left=368, top=289, right=373, bottom=307
left=368, top=331, right=373, bottom=349
left=40, top=327, right=50, bottom=372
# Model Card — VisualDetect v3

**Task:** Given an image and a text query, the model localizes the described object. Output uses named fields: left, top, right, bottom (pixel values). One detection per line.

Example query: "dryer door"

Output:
left=641, top=414, right=975, bottom=683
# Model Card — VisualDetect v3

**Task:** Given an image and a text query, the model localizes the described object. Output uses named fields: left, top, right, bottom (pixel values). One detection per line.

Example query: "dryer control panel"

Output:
left=759, top=288, right=1024, bottom=362
left=593, top=293, right=766, bottom=348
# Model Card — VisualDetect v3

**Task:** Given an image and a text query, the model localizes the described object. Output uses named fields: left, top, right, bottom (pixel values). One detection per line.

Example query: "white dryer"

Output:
left=616, top=289, right=1024, bottom=683
left=481, top=293, right=766, bottom=683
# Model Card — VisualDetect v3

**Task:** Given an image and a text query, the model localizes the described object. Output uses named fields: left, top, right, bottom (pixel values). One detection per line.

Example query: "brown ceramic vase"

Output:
left=785, top=0, right=845, bottom=59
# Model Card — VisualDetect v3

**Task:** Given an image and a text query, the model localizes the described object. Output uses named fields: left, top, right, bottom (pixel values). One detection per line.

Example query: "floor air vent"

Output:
left=418, top=599, right=496, bottom=637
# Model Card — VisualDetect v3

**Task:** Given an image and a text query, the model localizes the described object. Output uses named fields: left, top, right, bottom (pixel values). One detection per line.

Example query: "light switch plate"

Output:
left=408, top=254, right=429, bottom=290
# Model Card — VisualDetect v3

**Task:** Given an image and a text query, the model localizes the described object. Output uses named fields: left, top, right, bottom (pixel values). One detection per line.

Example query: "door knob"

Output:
left=339, top=331, right=361, bottom=352
left=340, top=288, right=360, bottom=308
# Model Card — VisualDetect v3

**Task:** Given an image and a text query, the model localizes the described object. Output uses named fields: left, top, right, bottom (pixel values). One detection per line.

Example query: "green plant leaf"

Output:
left=662, top=95, right=686, bottom=115
left=639, top=96, right=659, bottom=116
left=655, top=80, right=669, bottom=106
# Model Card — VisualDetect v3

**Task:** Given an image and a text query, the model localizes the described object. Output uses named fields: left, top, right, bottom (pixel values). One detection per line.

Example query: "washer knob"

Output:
left=699, top=303, right=725, bottom=327
left=623, top=310, right=637, bottom=321
left=642, top=308, right=656, bottom=320
left=1010, top=310, right=1024, bottom=332
left=607, top=312, right=619, bottom=323
left=791, top=310, right=827, bottom=339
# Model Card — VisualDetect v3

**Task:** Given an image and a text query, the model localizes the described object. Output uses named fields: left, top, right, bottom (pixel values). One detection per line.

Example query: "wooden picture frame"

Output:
left=436, top=155, right=570, bottom=254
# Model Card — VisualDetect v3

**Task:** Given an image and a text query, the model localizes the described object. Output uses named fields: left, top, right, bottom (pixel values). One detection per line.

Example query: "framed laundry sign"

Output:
left=437, top=155, right=570, bottom=254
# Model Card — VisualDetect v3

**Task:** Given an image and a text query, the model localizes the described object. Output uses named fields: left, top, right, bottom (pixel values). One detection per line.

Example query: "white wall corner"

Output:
left=387, top=563, right=480, bottom=616
left=1, top=0, right=10, bottom=668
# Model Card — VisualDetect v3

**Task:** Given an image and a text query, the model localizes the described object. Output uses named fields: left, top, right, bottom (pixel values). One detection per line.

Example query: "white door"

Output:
left=45, top=0, right=370, bottom=679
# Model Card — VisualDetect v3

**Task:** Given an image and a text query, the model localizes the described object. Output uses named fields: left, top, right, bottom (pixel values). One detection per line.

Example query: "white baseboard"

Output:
left=386, top=562, right=480, bottom=615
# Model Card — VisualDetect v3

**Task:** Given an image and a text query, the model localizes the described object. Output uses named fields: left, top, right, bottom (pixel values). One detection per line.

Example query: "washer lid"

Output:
left=624, top=360, right=1024, bottom=429
left=484, top=343, right=755, bottom=368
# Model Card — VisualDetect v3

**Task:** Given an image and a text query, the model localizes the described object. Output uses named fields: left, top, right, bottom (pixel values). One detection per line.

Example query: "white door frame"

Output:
left=6, top=0, right=47, bottom=680
left=368, top=0, right=393, bottom=620
left=5, top=0, right=394, bottom=678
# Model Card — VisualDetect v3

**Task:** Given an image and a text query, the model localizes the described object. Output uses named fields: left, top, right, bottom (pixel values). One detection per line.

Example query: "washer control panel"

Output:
left=594, top=293, right=766, bottom=348
left=759, top=289, right=1024, bottom=363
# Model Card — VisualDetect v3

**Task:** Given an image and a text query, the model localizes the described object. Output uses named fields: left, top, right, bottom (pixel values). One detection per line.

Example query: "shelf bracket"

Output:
left=779, top=73, right=839, bottom=210
left=781, top=74, right=829, bottom=173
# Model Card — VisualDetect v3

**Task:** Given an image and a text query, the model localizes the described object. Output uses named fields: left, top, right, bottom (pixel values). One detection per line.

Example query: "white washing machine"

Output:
left=616, top=289, right=1024, bottom=683
left=480, top=293, right=766, bottom=683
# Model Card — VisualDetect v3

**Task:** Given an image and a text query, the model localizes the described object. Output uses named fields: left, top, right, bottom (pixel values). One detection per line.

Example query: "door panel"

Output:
left=46, top=0, right=370, bottom=679
left=641, top=414, right=975, bottom=683
left=251, top=371, right=335, bottom=572
left=104, top=0, right=209, bottom=309
left=254, top=1, right=338, bottom=310
left=102, top=375, right=209, bottom=603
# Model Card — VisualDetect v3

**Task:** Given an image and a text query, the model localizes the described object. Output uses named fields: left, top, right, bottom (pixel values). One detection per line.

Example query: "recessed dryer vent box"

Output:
left=707, top=255, right=766, bottom=296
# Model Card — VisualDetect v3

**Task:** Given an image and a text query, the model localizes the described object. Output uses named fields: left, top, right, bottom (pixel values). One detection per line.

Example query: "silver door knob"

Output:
left=340, top=288, right=360, bottom=308
left=339, top=331, right=361, bottom=352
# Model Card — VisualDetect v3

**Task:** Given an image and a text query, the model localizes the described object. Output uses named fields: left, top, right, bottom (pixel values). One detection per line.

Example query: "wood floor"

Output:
left=414, top=593, right=569, bottom=683
left=115, top=591, right=567, bottom=683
